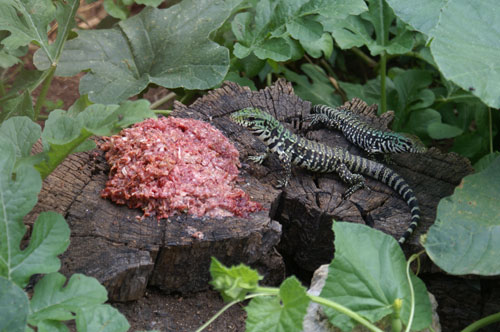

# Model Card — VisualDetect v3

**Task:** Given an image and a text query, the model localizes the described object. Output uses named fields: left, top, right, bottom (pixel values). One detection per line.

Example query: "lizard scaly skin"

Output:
left=307, top=104, right=427, bottom=155
left=231, top=107, right=421, bottom=244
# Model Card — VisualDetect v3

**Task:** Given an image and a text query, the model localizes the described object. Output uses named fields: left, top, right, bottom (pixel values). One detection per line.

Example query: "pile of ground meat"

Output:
left=100, top=117, right=262, bottom=219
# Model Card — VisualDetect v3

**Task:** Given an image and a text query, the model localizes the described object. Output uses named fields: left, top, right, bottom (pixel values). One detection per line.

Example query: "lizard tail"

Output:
left=359, top=157, right=421, bottom=244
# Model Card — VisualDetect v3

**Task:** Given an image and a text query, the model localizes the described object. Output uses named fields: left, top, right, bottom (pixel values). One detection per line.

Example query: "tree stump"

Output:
left=27, top=79, right=474, bottom=303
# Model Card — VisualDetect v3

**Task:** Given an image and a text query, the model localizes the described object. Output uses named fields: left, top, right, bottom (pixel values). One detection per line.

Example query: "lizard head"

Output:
left=230, top=108, right=280, bottom=135
left=393, top=132, right=427, bottom=153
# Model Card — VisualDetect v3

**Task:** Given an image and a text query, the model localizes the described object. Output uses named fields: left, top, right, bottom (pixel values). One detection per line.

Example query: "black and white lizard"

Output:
left=306, top=104, right=427, bottom=156
left=230, top=107, right=421, bottom=244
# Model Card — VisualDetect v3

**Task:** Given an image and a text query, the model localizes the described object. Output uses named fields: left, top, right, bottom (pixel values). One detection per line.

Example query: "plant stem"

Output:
left=194, top=293, right=271, bottom=332
left=461, top=312, right=500, bottom=332
left=403, top=252, right=423, bottom=332
left=153, top=109, right=172, bottom=116
left=488, top=107, right=493, bottom=154
left=380, top=51, right=387, bottom=113
left=351, top=47, right=377, bottom=68
left=308, top=295, right=385, bottom=332
left=33, top=65, right=56, bottom=121
left=150, top=92, right=176, bottom=109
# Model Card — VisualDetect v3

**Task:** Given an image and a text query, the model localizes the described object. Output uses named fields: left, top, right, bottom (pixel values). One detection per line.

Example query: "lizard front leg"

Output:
left=336, top=163, right=367, bottom=199
left=275, top=148, right=292, bottom=188
left=247, top=146, right=270, bottom=165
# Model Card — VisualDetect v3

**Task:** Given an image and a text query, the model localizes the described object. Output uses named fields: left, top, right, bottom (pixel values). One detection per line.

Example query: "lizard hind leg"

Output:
left=335, top=163, right=367, bottom=199
left=342, top=175, right=366, bottom=199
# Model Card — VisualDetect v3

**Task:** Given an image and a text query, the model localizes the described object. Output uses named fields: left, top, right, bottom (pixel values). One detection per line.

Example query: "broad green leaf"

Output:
left=390, top=69, right=435, bottom=130
left=0, top=0, right=79, bottom=64
left=37, top=321, right=69, bottom=332
left=427, top=122, right=463, bottom=140
left=0, top=0, right=54, bottom=54
left=424, top=156, right=500, bottom=275
left=473, top=152, right=500, bottom=173
left=9, top=212, right=70, bottom=287
left=29, top=273, right=108, bottom=325
left=300, top=32, right=333, bottom=58
left=232, top=0, right=367, bottom=61
left=35, top=0, right=242, bottom=104
left=0, top=91, right=34, bottom=122
left=385, top=0, right=446, bottom=36
left=0, top=276, right=29, bottom=332
left=245, top=276, right=310, bottom=332
left=282, top=63, right=341, bottom=106
left=0, top=140, right=42, bottom=286
left=0, top=50, right=21, bottom=68
left=223, top=71, right=257, bottom=91
left=404, top=108, right=441, bottom=139
left=0, top=116, right=41, bottom=158
left=76, top=304, right=130, bottom=332
left=430, top=0, right=500, bottom=108
left=103, top=0, right=128, bottom=20
left=339, top=76, right=395, bottom=111
left=321, top=222, right=432, bottom=331
left=209, top=257, right=262, bottom=302
left=35, top=99, right=155, bottom=179
left=324, top=0, right=414, bottom=56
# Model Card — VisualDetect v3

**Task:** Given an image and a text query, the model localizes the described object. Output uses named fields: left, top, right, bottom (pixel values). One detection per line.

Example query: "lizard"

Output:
left=305, top=104, right=427, bottom=156
left=230, top=107, right=421, bottom=244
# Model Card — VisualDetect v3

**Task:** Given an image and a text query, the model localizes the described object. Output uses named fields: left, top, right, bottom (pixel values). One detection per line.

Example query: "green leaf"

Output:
left=427, top=122, right=463, bottom=140
left=424, top=156, right=500, bottom=275
left=34, top=100, right=155, bottom=179
left=282, top=63, right=342, bottom=106
left=245, top=276, right=310, bottom=332
left=0, top=91, right=35, bottom=122
left=35, top=0, right=241, bottom=104
left=9, top=212, right=70, bottom=288
left=339, top=76, right=395, bottom=111
left=324, top=0, right=414, bottom=56
left=0, top=0, right=54, bottom=54
left=0, top=140, right=42, bottom=287
left=429, top=0, right=500, bottom=108
left=300, top=32, right=333, bottom=58
left=385, top=0, right=446, bottom=36
left=232, top=0, right=367, bottom=61
left=0, top=276, right=29, bottom=332
left=103, top=0, right=128, bottom=20
left=209, top=257, right=262, bottom=302
left=75, top=304, right=130, bottom=332
left=0, top=116, right=41, bottom=159
left=404, top=108, right=441, bottom=139
left=0, top=0, right=79, bottom=65
left=473, top=152, right=500, bottom=173
left=29, top=273, right=108, bottom=325
left=321, top=222, right=432, bottom=331
left=0, top=50, right=22, bottom=68
left=223, top=71, right=257, bottom=91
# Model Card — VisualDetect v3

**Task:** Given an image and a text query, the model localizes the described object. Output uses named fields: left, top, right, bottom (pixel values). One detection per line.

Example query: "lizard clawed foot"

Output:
left=275, top=178, right=289, bottom=189
left=248, top=153, right=267, bottom=165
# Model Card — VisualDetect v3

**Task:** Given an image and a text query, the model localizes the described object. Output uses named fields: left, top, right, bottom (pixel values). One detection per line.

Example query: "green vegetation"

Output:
left=1, top=0, right=499, bottom=331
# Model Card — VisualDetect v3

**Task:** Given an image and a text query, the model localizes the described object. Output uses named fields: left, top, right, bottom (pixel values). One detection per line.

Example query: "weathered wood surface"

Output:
left=172, top=79, right=473, bottom=276
left=27, top=79, right=473, bottom=302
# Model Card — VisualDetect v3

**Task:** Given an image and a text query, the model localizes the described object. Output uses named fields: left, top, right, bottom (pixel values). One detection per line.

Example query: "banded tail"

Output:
left=344, top=153, right=420, bottom=244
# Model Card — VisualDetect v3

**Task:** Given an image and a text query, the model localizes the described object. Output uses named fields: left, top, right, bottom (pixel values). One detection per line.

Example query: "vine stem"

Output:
left=461, top=312, right=500, bottom=332
left=308, top=295, right=385, bottom=332
left=194, top=293, right=270, bottom=332
left=150, top=92, right=176, bottom=109
left=488, top=107, right=493, bottom=154
left=352, top=47, right=377, bottom=68
left=380, top=51, right=387, bottom=114
left=33, top=65, right=56, bottom=121
left=403, top=251, right=424, bottom=332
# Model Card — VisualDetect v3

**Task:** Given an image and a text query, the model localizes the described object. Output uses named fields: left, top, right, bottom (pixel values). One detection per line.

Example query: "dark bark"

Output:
left=28, top=79, right=474, bottom=303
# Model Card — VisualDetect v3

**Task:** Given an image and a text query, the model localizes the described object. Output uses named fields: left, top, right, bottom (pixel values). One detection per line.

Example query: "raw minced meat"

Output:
left=100, top=117, right=262, bottom=219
